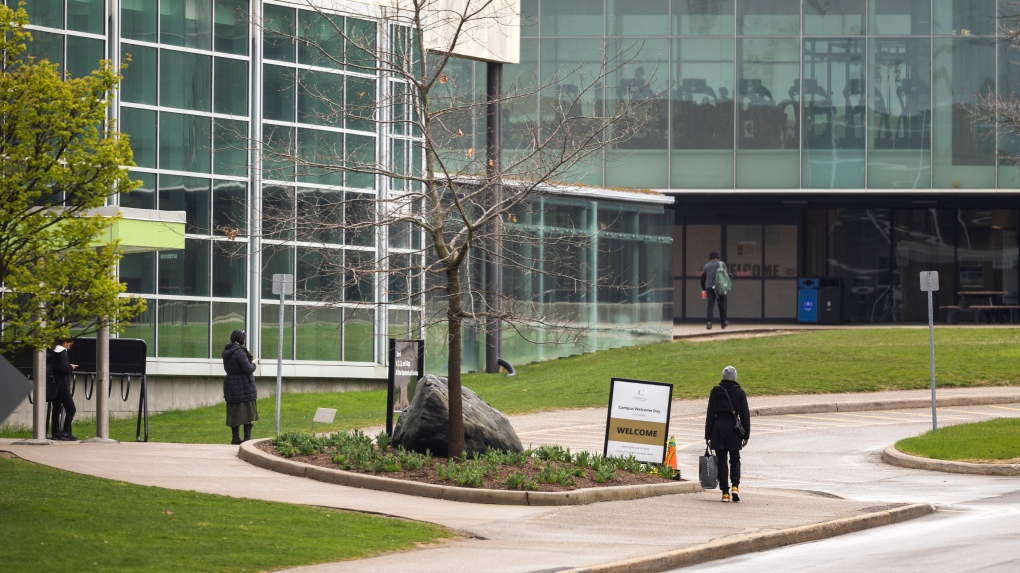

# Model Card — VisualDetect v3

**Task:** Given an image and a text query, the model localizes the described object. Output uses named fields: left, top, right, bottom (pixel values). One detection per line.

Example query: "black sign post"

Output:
left=386, top=339, right=424, bottom=435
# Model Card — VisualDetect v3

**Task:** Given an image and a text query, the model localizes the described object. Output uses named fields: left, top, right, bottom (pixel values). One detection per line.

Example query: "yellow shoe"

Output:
left=731, top=486, right=740, bottom=502
left=721, top=492, right=730, bottom=502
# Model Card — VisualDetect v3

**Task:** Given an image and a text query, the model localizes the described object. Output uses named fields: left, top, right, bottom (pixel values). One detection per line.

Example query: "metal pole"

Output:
left=96, top=323, right=110, bottom=439
left=927, top=274, right=937, bottom=432
left=32, top=348, right=47, bottom=441
left=485, top=61, right=503, bottom=373
left=275, top=288, right=284, bottom=434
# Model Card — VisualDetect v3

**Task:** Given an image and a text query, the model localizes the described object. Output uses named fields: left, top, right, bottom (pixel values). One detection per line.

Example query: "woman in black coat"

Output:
left=705, top=365, right=750, bottom=502
left=223, top=329, right=258, bottom=444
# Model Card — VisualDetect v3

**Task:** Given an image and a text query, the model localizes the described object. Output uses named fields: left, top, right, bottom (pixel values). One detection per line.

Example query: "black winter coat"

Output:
left=222, top=343, right=257, bottom=404
left=704, top=380, right=750, bottom=451
left=49, top=347, right=74, bottom=390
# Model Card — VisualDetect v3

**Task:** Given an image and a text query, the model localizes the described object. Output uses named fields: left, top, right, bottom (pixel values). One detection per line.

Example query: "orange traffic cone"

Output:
left=665, top=435, right=679, bottom=480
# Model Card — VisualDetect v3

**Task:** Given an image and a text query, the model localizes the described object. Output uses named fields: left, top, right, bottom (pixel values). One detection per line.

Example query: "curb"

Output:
left=750, top=393, right=1020, bottom=417
left=882, top=444, right=1020, bottom=476
left=238, top=439, right=702, bottom=505
left=559, top=503, right=934, bottom=573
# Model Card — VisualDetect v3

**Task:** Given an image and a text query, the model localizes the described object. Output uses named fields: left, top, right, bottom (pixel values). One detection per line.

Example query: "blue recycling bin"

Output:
left=798, top=278, right=820, bottom=323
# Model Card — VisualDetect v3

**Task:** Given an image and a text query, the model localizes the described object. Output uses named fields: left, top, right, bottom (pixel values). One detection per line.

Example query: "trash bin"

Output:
left=797, top=278, right=819, bottom=323
left=817, top=278, right=842, bottom=324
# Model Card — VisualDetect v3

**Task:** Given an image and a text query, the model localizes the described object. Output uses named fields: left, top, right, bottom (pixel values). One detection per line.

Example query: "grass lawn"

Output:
left=0, top=454, right=451, bottom=573
left=2, top=328, right=1018, bottom=444
left=895, top=417, right=1020, bottom=462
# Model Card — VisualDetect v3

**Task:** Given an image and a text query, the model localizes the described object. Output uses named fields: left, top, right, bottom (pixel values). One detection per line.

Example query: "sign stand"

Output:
left=272, top=273, right=295, bottom=434
left=603, top=378, right=673, bottom=464
left=920, top=271, right=939, bottom=432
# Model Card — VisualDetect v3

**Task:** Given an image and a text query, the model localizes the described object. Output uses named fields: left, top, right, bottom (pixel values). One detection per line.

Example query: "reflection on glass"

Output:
left=212, top=241, right=246, bottom=298
left=297, top=307, right=341, bottom=360
left=868, top=38, right=931, bottom=188
left=957, top=210, right=1019, bottom=298
left=932, top=38, right=995, bottom=189
left=66, top=36, right=104, bottom=80
left=610, top=0, right=668, bottom=36
left=803, top=0, right=865, bottom=36
left=608, top=39, right=669, bottom=188
left=998, top=43, right=1020, bottom=187
left=893, top=209, right=955, bottom=321
left=344, top=308, right=374, bottom=362
left=121, top=107, right=157, bottom=168
left=672, top=38, right=734, bottom=188
left=261, top=304, right=293, bottom=359
left=933, top=0, right=996, bottom=36
left=159, top=175, right=210, bottom=234
left=123, top=0, right=157, bottom=42
left=672, top=0, right=734, bottom=36
left=214, top=57, right=248, bottom=116
left=261, top=244, right=294, bottom=298
left=119, top=300, right=154, bottom=357
left=736, top=0, right=800, bottom=36
left=870, top=0, right=930, bottom=36
left=212, top=302, right=246, bottom=355
left=736, top=37, right=799, bottom=187
left=158, top=300, right=210, bottom=358
left=828, top=208, right=892, bottom=322
left=120, top=252, right=155, bottom=294
left=263, top=4, right=295, bottom=62
left=161, top=0, right=212, bottom=50
left=122, top=171, right=156, bottom=210
left=160, top=112, right=212, bottom=173
left=540, top=0, right=604, bottom=36
left=122, top=45, right=157, bottom=105
left=161, top=50, right=212, bottom=111
left=68, top=0, right=104, bottom=34
left=158, top=239, right=211, bottom=296
left=214, top=0, right=248, bottom=55
left=213, top=179, right=246, bottom=236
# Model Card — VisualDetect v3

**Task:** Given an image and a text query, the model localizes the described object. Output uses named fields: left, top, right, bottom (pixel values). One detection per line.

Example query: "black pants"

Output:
left=50, top=386, right=75, bottom=436
left=716, top=449, right=741, bottom=492
left=707, top=289, right=728, bottom=323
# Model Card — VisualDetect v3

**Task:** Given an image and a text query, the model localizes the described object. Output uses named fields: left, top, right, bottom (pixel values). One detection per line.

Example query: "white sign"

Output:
left=919, top=271, right=939, bottom=292
left=272, top=273, right=295, bottom=295
left=603, top=378, right=673, bottom=464
left=312, top=408, right=337, bottom=424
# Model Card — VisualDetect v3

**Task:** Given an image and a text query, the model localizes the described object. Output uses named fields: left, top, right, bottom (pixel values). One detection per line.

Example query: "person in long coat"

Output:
left=705, top=365, right=750, bottom=502
left=222, top=329, right=258, bottom=444
left=48, top=338, right=78, bottom=440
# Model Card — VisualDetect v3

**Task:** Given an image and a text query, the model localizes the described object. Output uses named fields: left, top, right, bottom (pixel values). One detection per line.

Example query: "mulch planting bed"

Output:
left=257, top=441, right=675, bottom=492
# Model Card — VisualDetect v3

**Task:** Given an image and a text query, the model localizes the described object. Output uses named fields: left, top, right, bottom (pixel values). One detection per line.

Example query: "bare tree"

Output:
left=257, top=0, right=647, bottom=457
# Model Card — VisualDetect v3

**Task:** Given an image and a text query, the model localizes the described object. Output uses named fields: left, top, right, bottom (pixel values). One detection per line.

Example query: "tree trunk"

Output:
left=446, top=265, right=465, bottom=458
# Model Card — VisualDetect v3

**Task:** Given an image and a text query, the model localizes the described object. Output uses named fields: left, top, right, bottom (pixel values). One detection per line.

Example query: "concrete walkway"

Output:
left=5, top=386, right=1019, bottom=572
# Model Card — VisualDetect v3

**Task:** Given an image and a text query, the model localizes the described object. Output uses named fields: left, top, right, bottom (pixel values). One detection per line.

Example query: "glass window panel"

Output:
left=214, top=0, right=248, bottom=55
left=764, top=280, right=797, bottom=318
left=158, top=238, right=211, bottom=296
left=387, top=309, right=412, bottom=340
left=299, top=9, right=343, bottom=69
left=120, top=252, right=155, bottom=294
left=121, top=44, right=157, bottom=104
left=764, top=224, right=798, bottom=277
left=999, top=42, right=1020, bottom=187
left=870, top=0, right=931, bottom=36
left=213, top=179, right=247, bottom=236
left=725, top=278, right=762, bottom=318
left=261, top=184, right=294, bottom=240
left=296, top=307, right=341, bottom=360
left=296, top=188, right=343, bottom=244
left=609, top=0, right=668, bottom=36
left=214, top=57, right=248, bottom=115
left=346, top=134, right=376, bottom=189
left=26, top=0, right=63, bottom=29
left=671, top=38, right=734, bottom=188
left=161, top=50, right=212, bottom=111
left=736, top=37, right=799, bottom=187
left=933, top=0, right=996, bottom=36
left=736, top=0, right=800, bottom=36
left=122, top=0, right=156, bottom=42
left=346, top=18, right=376, bottom=72
left=263, top=4, right=295, bottom=62
left=297, top=128, right=343, bottom=185
left=606, top=38, right=668, bottom=188
left=212, top=240, right=246, bottom=297
left=263, top=64, right=296, bottom=121
left=801, top=37, right=866, bottom=188
left=827, top=208, right=892, bottom=323
left=25, top=30, right=63, bottom=67
left=521, top=0, right=538, bottom=35
left=66, top=36, right=104, bottom=79
left=540, top=0, right=604, bottom=36
left=122, top=170, right=155, bottom=210
left=345, top=75, right=375, bottom=131
left=343, top=307, right=374, bottom=362
left=261, top=125, right=295, bottom=181
left=672, top=0, right=734, bottom=36
left=67, top=0, right=104, bottom=34
left=156, top=301, right=212, bottom=358
left=344, top=250, right=375, bottom=302
left=159, top=175, right=211, bottom=234
left=297, top=70, right=344, bottom=126
left=726, top=224, right=762, bottom=278
left=261, top=304, right=294, bottom=359
left=214, top=118, right=248, bottom=177
left=161, top=0, right=212, bottom=50
left=212, top=302, right=246, bottom=353
left=684, top=224, right=721, bottom=276
left=261, top=244, right=294, bottom=299
left=297, top=247, right=342, bottom=301
left=893, top=209, right=956, bottom=321
left=120, top=107, right=156, bottom=168
left=933, top=38, right=995, bottom=189
left=160, top=112, right=212, bottom=173
left=804, top=0, right=865, bottom=35
left=344, top=192, right=375, bottom=247
left=868, top=38, right=932, bottom=188
left=119, top=299, right=154, bottom=357
left=957, top=210, right=1019, bottom=297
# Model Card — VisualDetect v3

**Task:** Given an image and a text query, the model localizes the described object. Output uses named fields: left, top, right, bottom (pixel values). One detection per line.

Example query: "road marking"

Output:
left=988, top=405, right=1020, bottom=412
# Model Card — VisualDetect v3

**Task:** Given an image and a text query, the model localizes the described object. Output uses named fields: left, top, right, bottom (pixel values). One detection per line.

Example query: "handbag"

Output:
left=717, top=385, right=746, bottom=437
left=699, top=447, right=719, bottom=490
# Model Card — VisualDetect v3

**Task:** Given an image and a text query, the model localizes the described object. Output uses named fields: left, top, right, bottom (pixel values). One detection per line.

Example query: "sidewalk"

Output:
left=4, top=386, right=1019, bottom=573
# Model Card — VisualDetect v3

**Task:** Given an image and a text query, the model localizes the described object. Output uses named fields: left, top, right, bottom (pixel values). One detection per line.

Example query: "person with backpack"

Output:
left=701, top=251, right=730, bottom=329
left=705, top=365, right=750, bottom=502
left=48, top=338, right=79, bottom=441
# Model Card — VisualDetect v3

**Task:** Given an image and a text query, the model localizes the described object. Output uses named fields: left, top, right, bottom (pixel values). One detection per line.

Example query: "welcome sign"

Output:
left=603, top=378, right=673, bottom=464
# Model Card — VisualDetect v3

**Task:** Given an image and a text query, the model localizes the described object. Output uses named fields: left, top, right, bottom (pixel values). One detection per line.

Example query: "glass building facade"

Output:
left=493, top=0, right=1018, bottom=323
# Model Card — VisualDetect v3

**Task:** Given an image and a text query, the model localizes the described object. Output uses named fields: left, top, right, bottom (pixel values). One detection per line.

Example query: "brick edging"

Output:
left=882, top=444, right=1020, bottom=476
left=558, top=503, right=933, bottom=573
left=237, top=439, right=702, bottom=505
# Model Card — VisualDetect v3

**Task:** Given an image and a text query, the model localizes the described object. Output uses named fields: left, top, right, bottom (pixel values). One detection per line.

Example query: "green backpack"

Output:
left=715, top=262, right=732, bottom=296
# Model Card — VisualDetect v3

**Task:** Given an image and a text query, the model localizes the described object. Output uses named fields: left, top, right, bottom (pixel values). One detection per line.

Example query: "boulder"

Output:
left=392, top=374, right=523, bottom=457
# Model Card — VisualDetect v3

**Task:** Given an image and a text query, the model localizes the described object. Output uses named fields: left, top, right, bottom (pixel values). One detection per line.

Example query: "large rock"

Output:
left=392, top=375, right=523, bottom=457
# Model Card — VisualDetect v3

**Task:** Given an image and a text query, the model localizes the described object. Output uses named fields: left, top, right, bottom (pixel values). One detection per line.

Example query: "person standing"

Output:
left=222, top=329, right=258, bottom=445
left=701, top=251, right=728, bottom=329
left=49, top=338, right=78, bottom=441
left=705, top=365, right=750, bottom=502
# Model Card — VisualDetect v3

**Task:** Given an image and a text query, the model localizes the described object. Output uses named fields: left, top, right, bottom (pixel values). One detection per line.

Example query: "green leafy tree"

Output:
left=0, top=5, right=143, bottom=356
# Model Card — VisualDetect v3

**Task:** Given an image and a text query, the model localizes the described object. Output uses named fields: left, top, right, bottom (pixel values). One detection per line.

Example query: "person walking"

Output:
left=705, top=365, right=750, bottom=502
left=48, top=338, right=78, bottom=441
left=701, top=251, right=728, bottom=329
left=222, top=329, right=258, bottom=445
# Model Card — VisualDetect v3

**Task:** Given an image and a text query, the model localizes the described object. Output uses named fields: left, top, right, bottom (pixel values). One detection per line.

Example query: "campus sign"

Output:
left=386, top=339, right=424, bottom=435
left=603, top=378, right=673, bottom=464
